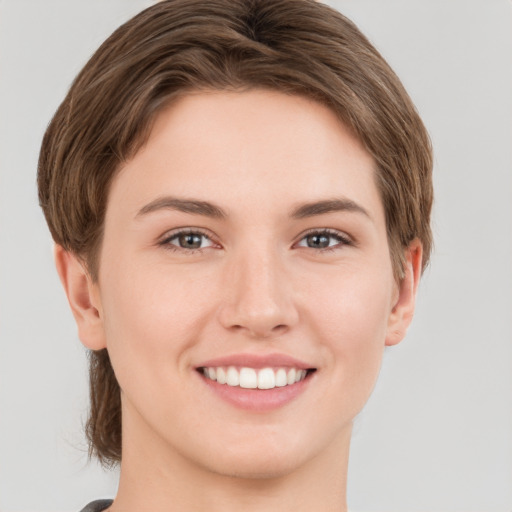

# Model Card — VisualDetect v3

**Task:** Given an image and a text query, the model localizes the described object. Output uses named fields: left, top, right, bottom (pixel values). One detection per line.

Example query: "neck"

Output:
left=109, top=403, right=351, bottom=512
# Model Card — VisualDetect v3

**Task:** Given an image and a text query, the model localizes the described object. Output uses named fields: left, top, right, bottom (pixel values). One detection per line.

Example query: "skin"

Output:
left=56, top=90, right=422, bottom=512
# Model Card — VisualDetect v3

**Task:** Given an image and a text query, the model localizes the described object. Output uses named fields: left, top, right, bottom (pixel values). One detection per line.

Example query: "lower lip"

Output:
left=199, top=372, right=313, bottom=412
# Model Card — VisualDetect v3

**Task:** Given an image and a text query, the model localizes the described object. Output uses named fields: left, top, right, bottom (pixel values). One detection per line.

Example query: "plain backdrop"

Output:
left=0, top=1, right=511, bottom=511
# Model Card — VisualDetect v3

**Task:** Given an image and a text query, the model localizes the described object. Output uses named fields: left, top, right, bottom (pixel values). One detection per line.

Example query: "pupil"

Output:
left=179, top=233, right=202, bottom=249
left=307, top=234, right=329, bottom=248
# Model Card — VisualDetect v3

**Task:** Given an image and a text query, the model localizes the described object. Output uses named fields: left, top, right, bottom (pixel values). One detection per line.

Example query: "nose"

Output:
left=217, top=247, right=299, bottom=339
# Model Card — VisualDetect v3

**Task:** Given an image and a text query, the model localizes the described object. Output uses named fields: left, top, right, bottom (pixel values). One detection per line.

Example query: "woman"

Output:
left=38, top=1, right=432, bottom=510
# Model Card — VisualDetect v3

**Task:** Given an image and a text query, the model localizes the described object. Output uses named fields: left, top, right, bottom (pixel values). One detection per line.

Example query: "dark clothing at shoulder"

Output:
left=80, top=499, right=113, bottom=512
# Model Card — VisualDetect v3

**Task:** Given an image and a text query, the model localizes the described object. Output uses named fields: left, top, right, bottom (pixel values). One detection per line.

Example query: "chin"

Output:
left=183, top=422, right=347, bottom=482
left=197, top=449, right=306, bottom=481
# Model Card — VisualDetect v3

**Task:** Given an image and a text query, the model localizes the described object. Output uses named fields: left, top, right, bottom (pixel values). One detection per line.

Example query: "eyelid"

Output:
left=158, top=227, right=220, bottom=250
left=156, top=226, right=353, bottom=252
left=293, top=228, right=354, bottom=249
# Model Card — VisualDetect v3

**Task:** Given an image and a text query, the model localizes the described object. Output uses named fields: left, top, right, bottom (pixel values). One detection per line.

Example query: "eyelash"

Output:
left=295, top=228, right=353, bottom=252
left=159, top=228, right=216, bottom=254
left=158, top=228, right=353, bottom=254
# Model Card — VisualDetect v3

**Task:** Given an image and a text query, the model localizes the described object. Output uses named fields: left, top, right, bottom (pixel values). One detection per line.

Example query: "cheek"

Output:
left=98, top=260, right=218, bottom=383
left=304, top=266, right=393, bottom=396
left=305, top=259, right=393, bottom=341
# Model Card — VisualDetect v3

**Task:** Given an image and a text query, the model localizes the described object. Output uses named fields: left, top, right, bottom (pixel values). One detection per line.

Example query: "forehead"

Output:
left=108, top=89, right=383, bottom=223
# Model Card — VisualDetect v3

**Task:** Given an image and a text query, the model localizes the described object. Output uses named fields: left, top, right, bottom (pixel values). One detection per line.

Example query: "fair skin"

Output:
left=56, top=90, right=422, bottom=512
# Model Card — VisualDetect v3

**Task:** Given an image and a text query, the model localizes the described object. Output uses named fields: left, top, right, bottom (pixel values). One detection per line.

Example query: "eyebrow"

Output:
left=136, top=196, right=370, bottom=221
left=136, top=197, right=227, bottom=219
left=291, top=198, right=371, bottom=220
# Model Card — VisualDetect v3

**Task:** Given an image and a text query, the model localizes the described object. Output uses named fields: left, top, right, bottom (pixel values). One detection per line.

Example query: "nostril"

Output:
left=269, top=324, right=288, bottom=335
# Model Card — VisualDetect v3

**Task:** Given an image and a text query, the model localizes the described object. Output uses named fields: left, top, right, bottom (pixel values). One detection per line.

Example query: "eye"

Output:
left=296, top=229, right=352, bottom=250
left=160, top=229, right=216, bottom=252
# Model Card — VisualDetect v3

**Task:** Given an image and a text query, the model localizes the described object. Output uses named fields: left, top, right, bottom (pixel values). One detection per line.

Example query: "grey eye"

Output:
left=176, top=233, right=204, bottom=249
left=305, top=233, right=331, bottom=248
left=296, top=230, right=351, bottom=250
left=163, top=230, right=215, bottom=251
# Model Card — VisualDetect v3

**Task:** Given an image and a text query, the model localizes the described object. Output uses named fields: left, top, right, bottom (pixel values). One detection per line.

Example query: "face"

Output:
left=79, top=90, right=416, bottom=478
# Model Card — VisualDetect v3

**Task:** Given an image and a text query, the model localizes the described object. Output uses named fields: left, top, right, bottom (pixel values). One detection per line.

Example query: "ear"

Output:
left=54, top=245, right=107, bottom=350
left=385, top=239, right=423, bottom=346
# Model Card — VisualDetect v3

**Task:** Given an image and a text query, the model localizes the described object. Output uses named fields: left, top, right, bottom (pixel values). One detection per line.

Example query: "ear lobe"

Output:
left=385, top=239, right=423, bottom=347
left=54, top=245, right=107, bottom=351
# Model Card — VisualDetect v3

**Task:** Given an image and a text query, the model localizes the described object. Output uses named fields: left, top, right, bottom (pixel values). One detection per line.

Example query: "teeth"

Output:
left=226, top=366, right=239, bottom=386
left=239, top=368, right=257, bottom=389
left=216, top=367, right=227, bottom=384
left=257, top=368, right=275, bottom=389
left=201, top=366, right=309, bottom=389
left=275, top=368, right=287, bottom=387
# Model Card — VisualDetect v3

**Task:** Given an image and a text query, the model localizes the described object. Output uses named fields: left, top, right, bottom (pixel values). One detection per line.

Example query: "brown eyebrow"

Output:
left=136, top=197, right=227, bottom=219
left=291, top=198, right=371, bottom=220
left=136, top=196, right=370, bottom=221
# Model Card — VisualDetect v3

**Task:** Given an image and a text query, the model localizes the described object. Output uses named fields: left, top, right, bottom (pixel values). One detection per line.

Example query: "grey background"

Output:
left=0, top=1, right=510, bottom=511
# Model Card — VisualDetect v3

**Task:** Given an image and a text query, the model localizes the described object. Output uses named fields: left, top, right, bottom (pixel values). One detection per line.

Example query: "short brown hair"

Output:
left=38, top=0, right=433, bottom=466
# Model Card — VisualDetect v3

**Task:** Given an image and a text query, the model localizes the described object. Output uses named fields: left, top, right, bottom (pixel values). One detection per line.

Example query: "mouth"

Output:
left=198, top=366, right=315, bottom=390
left=195, top=355, right=317, bottom=411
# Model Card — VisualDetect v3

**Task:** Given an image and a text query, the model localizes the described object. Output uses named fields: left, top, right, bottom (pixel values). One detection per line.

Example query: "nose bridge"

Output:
left=218, top=240, right=298, bottom=337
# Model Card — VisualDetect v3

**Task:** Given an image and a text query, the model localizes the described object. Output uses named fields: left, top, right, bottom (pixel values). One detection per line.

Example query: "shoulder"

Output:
left=79, top=499, right=113, bottom=512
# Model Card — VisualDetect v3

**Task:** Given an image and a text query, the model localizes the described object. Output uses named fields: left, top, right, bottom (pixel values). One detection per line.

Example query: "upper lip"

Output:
left=196, top=353, right=315, bottom=370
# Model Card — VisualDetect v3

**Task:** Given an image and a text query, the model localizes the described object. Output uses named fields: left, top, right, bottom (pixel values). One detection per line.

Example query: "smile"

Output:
left=200, top=366, right=309, bottom=390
